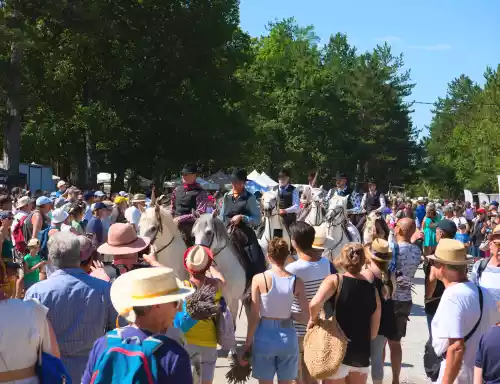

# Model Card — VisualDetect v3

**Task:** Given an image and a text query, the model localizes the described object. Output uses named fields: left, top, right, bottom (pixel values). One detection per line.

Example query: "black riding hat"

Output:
left=181, top=164, right=198, bottom=175
left=278, top=169, right=291, bottom=178
left=231, top=169, right=247, bottom=183
left=335, top=172, right=348, bottom=180
left=367, top=177, right=377, bottom=184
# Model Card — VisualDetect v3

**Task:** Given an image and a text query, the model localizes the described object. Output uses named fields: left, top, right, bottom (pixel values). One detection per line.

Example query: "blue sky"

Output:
left=239, top=0, right=500, bottom=137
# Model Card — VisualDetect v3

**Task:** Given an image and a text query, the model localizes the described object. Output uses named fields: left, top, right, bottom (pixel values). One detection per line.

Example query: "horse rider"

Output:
left=325, top=172, right=358, bottom=209
left=219, top=168, right=267, bottom=282
left=356, top=177, right=387, bottom=232
left=274, top=169, right=300, bottom=229
left=170, top=164, right=209, bottom=247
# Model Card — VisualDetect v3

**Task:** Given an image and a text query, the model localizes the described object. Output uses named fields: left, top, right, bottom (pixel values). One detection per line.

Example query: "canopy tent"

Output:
left=260, top=172, right=278, bottom=187
left=206, top=171, right=232, bottom=187
left=97, top=173, right=152, bottom=188
left=248, top=170, right=271, bottom=188
left=246, top=180, right=270, bottom=194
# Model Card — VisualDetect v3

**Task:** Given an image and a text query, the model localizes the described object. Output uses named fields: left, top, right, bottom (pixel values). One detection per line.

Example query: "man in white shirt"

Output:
left=286, top=222, right=333, bottom=384
left=429, top=239, right=498, bottom=384
left=125, top=194, right=146, bottom=231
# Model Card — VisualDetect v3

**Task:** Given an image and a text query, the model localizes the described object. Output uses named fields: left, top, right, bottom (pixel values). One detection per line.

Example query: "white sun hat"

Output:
left=51, top=208, right=69, bottom=224
left=111, top=267, right=195, bottom=324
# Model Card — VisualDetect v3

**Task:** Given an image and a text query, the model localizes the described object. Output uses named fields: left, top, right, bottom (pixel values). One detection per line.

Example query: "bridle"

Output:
left=324, top=205, right=352, bottom=249
left=204, top=220, right=228, bottom=259
left=150, top=204, right=175, bottom=254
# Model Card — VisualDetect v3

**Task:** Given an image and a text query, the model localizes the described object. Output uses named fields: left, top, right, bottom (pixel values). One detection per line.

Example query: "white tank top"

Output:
left=260, top=271, right=296, bottom=319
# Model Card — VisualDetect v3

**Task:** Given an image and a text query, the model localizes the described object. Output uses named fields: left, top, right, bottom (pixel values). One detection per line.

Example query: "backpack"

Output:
left=476, top=257, right=491, bottom=281
left=215, top=297, right=236, bottom=350
left=38, top=226, right=56, bottom=261
left=12, top=215, right=29, bottom=254
left=89, top=328, right=167, bottom=384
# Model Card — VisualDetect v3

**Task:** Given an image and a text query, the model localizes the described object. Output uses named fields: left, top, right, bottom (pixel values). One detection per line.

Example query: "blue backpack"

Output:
left=37, top=226, right=56, bottom=260
left=89, top=329, right=167, bottom=384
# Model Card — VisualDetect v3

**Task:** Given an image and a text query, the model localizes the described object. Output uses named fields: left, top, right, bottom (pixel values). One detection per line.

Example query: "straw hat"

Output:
left=426, top=239, right=473, bottom=265
left=97, top=223, right=150, bottom=255
left=27, top=238, right=39, bottom=248
left=312, top=226, right=336, bottom=250
left=492, top=225, right=500, bottom=243
left=51, top=208, right=69, bottom=224
left=111, top=267, right=195, bottom=323
left=369, top=238, right=392, bottom=262
left=15, top=196, right=31, bottom=209
left=131, top=194, right=147, bottom=203
left=183, top=245, right=214, bottom=274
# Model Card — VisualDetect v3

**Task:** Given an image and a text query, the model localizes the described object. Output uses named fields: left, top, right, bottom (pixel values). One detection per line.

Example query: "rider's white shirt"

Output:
left=125, top=206, right=141, bottom=227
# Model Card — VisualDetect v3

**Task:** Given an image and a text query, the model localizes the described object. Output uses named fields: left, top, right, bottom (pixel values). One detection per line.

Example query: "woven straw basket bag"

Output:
left=303, top=275, right=348, bottom=379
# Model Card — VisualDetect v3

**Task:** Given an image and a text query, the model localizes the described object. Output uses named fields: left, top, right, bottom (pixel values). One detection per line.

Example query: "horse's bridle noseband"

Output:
left=150, top=204, right=175, bottom=254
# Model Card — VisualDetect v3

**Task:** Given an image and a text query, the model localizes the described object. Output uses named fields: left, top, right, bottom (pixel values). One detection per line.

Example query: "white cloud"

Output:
left=372, top=36, right=402, bottom=43
left=408, top=44, right=452, bottom=51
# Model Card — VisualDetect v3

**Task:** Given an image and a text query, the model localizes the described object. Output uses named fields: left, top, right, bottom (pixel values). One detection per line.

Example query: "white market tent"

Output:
left=164, top=177, right=218, bottom=190
left=247, top=170, right=270, bottom=188
left=260, top=172, right=278, bottom=187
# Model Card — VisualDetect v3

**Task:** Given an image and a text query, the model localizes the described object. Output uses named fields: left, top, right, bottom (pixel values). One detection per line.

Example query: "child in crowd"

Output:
left=23, top=239, right=46, bottom=290
left=455, top=223, right=471, bottom=246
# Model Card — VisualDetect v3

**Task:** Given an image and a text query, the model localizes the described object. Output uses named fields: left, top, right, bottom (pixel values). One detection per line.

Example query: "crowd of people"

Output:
left=0, top=167, right=499, bottom=384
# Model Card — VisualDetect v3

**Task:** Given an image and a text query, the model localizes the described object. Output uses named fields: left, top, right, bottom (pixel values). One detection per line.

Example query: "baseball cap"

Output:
left=0, top=211, right=14, bottom=220
left=36, top=196, right=52, bottom=206
left=477, top=208, right=487, bottom=214
left=93, top=202, right=107, bottom=211
left=94, top=191, right=106, bottom=197
left=436, top=219, right=457, bottom=238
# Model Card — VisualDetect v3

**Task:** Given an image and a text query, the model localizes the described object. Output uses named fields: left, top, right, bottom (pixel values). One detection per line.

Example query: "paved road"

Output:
left=213, top=268, right=429, bottom=384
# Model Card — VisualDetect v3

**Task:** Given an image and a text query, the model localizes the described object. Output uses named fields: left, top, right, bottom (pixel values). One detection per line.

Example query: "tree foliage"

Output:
left=0, top=3, right=420, bottom=190
left=424, top=68, right=500, bottom=196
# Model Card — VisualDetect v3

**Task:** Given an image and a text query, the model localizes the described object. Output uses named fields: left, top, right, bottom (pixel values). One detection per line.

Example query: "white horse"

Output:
left=258, top=191, right=291, bottom=255
left=191, top=213, right=247, bottom=324
left=299, top=188, right=325, bottom=226
left=139, top=202, right=189, bottom=281
left=323, top=195, right=361, bottom=263
left=362, top=211, right=390, bottom=245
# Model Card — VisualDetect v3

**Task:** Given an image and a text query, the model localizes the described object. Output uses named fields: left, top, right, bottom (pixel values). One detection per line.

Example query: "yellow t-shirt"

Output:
left=184, top=281, right=221, bottom=348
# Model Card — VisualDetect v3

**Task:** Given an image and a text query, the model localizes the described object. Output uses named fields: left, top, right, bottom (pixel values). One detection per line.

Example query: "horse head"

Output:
left=261, top=191, right=279, bottom=217
left=139, top=202, right=179, bottom=245
left=363, top=211, right=389, bottom=244
left=326, top=195, right=348, bottom=226
left=192, top=212, right=229, bottom=253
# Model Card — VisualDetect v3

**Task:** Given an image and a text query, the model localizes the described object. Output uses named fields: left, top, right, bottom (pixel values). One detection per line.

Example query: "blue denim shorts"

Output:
left=252, top=318, right=299, bottom=381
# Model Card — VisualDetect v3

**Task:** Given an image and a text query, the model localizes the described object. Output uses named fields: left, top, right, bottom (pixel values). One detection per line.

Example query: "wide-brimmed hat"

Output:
left=111, top=267, right=195, bottom=323
left=97, top=223, right=151, bottom=255
left=131, top=193, right=147, bottom=203
left=417, top=196, right=424, bottom=202
left=183, top=245, right=214, bottom=274
left=335, top=172, right=348, bottom=180
left=51, top=208, right=69, bottom=224
left=492, top=225, right=500, bottom=242
left=27, top=238, right=39, bottom=248
left=369, top=238, right=392, bottom=262
left=278, top=169, right=291, bottom=179
left=367, top=177, right=377, bottom=185
left=15, top=196, right=31, bottom=209
left=181, top=163, right=198, bottom=175
left=427, top=238, right=473, bottom=265
left=312, top=226, right=336, bottom=250
left=231, top=169, right=247, bottom=183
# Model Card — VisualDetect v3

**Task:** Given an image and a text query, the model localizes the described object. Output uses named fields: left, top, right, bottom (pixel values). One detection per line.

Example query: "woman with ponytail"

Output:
left=309, top=243, right=381, bottom=383
left=361, top=238, right=397, bottom=384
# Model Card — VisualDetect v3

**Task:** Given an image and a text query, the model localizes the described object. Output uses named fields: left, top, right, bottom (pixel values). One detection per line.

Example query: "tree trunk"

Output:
left=3, top=40, right=22, bottom=175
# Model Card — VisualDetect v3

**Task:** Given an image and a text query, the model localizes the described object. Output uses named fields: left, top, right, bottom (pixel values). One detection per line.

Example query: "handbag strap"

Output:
left=328, top=274, right=343, bottom=314
left=464, top=284, right=483, bottom=343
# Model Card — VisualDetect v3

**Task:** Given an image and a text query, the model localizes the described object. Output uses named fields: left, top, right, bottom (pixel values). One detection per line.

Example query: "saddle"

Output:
left=227, top=225, right=265, bottom=293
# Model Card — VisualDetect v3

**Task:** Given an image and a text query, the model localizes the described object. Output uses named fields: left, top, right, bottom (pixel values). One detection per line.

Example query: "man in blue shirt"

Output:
left=25, top=232, right=117, bottom=383
left=82, top=267, right=195, bottom=384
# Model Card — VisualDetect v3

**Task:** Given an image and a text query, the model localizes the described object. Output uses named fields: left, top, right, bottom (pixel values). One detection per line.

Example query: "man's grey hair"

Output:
left=48, top=232, right=81, bottom=269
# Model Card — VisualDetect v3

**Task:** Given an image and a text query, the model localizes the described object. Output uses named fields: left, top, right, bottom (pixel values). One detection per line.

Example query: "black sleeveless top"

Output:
left=371, top=274, right=396, bottom=339
left=335, top=276, right=377, bottom=367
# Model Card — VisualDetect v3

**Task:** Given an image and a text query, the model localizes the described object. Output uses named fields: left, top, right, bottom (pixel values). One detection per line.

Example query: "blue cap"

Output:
left=0, top=211, right=13, bottom=220
left=491, top=201, right=499, bottom=207
left=36, top=196, right=52, bottom=206
left=93, top=202, right=107, bottom=210
left=94, top=191, right=106, bottom=197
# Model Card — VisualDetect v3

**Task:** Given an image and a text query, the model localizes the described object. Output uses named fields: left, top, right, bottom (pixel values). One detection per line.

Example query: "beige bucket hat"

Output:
left=426, top=238, right=473, bottom=265
left=111, top=267, right=195, bottom=324
left=312, top=226, right=336, bottom=250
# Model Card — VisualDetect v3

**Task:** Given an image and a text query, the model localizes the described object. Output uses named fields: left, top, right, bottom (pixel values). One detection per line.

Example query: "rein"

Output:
left=150, top=205, right=176, bottom=254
